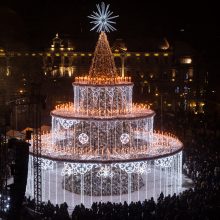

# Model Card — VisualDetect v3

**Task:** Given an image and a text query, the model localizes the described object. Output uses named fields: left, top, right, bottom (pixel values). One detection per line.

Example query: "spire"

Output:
left=89, top=32, right=117, bottom=78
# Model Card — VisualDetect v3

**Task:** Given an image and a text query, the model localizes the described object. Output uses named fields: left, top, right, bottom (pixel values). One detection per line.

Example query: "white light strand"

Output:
left=155, top=155, right=174, bottom=168
left=61, top=163, right=95, bottom=176
left=97, top=165, right=114, bottom=178
left=41, top=158, right=56, bottom=170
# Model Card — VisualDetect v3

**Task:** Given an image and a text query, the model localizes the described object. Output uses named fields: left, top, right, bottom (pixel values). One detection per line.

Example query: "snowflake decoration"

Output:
left=78, top=133, right=89, bottom=144
left=88, top=2, right=119, bottom=32
left=120, top=133, right=130, bottom=144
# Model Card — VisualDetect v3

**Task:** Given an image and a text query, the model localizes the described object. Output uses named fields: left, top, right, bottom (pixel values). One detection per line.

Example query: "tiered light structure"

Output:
left=26, top=3, right=183, bottom=207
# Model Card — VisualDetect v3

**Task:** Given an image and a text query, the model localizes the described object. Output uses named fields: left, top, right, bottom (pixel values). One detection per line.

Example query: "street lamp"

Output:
left=120, top=47, right=127, bottom=78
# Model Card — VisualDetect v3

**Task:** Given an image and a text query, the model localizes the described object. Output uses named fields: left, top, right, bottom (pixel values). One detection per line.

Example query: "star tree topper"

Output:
left=88, top=2, right=119, bottom=32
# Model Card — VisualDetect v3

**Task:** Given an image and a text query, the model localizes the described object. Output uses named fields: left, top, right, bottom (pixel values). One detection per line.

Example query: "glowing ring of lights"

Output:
left=120, top=133, right=130, bottom=144
left=78, top=133, right=89, bottom=144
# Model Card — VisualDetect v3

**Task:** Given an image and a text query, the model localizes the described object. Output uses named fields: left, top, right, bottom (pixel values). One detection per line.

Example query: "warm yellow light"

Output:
left=88, top=53, right=92, bottom=56
left=154, top=53, right=159, bottom=56
left=155, top=93, right=159, bottom=96
left=145, top=53, right=150, bottom=56
left=136, top=53, right=140, bottom=56
left=32, top=53, right=36, bottom=56
left=47, top=53, right=51, bottom=56
left=180, top=57, right=192, bottom=64
left=55, top=53, right=60, bottom=56
left=167, top=103, right=172, bottom=107
left=171, top=78, right=175, bottom=82
left=164, top=53, right=169, bottom=56
left=81, top=53, right=85, bottom=56
left=64, top=53, right=68, bottom=56
left=114, top=53, right=120, bottom=57
left=126, top=53, right=131, bottom=56
left=19, top=90, right=23, bottom=93
left=73, top=53, right=77, bottom=56
left=189, top=78, right=193, bottom=82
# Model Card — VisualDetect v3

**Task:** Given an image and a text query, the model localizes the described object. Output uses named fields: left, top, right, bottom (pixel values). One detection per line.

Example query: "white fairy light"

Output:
left=88, top=2, right=119, bottom=32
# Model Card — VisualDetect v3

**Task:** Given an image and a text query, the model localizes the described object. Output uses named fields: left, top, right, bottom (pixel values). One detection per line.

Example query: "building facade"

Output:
left=0, top=34, right=207, bottom=122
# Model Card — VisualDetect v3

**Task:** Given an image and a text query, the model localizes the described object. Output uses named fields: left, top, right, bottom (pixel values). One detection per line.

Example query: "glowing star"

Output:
left=88, top=2, right=119, bottom=32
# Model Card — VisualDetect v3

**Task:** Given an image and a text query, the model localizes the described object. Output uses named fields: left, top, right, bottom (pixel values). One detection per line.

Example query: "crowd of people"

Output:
left=7, top=112, right=220, bottom=219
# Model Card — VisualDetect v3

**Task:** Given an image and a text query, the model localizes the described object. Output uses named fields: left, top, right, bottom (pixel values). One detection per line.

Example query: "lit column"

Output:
left=120, top=48, right=127, bottom=78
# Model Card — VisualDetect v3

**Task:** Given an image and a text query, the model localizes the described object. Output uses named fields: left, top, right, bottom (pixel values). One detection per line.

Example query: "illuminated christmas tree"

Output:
left=89, top=32, right=117, bottom=78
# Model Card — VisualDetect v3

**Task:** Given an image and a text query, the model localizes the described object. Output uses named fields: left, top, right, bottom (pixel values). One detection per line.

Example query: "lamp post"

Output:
left=160, top=94, right=163, bottom=131
left=155, top=92, right=163, bottom=131
left=120, top=47, right=127, bottom=78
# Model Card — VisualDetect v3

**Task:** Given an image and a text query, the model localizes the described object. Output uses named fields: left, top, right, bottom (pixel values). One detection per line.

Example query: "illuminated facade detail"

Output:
left=78, top=133, right=89, bottom=144
left=27, top=30, right=183, bottom=207
left=88, top=2, right=119, bottom=32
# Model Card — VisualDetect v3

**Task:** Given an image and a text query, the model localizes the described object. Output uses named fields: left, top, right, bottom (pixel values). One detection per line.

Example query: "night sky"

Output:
left=0, top=0, right=219, bottom=88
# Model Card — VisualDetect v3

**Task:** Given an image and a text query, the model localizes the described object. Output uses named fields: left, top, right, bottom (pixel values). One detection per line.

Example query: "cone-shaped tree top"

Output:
left=89, top=32, right=117, bottom=78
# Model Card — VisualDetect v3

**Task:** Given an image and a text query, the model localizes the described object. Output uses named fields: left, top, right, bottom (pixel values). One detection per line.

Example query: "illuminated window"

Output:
left=154, top=53, right=159, bottom=56
left=175, top=86, right=180, bottom=93
left=144, top=53, right=150, bottom=56
left=135, top=53, right=140, bottom=56
left=172, top=69, right=176, bottom=78
left=114, top=53, right=120, bottom=57
left=189, top=68, right=193, bottom=77
left=180, top=57, right=192, bottom=64
left=163, top=53, right=168, bottom=56
left=126, top=53, right=131, bottom=56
